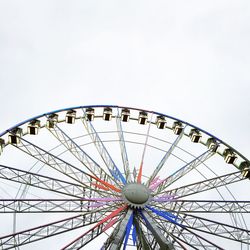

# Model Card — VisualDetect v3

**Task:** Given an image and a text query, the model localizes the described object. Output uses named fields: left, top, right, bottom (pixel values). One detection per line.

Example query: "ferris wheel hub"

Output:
left=122, top=183, right=151, bottom=208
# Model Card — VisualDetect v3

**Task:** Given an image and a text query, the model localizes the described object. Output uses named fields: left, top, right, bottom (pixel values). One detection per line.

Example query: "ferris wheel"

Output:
left=0, top=105, right=249, bottom=249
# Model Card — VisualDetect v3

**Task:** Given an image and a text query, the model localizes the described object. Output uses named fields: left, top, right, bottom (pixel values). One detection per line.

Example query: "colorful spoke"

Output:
left=123, top=211, right=134, bottom=249
left=146, top=206, right=180, bottom=226
left=137, top=162, right=143, bottom=184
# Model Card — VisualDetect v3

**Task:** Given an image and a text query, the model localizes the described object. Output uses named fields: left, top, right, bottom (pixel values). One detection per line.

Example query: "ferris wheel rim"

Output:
left=0, top=104, right=248, bottom=163
left=0, top=104, right=249, bottom=249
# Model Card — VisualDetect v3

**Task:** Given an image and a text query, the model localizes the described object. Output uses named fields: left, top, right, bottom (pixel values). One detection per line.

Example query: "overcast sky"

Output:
left=0, top=0, right=249, bottom=157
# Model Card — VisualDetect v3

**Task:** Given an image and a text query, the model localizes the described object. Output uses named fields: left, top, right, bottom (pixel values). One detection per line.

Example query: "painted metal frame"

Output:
left=0, top=105, right=249, bottom=249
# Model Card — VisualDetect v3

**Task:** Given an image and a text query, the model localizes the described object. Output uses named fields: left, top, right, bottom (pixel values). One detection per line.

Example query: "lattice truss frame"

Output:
left=0, top=105, right=249, bottom=249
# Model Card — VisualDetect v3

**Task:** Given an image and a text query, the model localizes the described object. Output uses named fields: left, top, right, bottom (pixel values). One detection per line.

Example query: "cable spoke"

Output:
left=147, top=127, right=185, bottom=187
left=168, top=230, right=196, bottom=250
left=47, top=122, right=119, bottom=190
left=0, top=206, right=112, bottom=249
left=0, top=164, right=84, bottom=198
left=154, top=149, right=215, bottom=194
left=81, top=109, right=126, bottom=186
left=137, top=112, right=153, bottom=184
left=116, top=108, right=131, bottom=182
left=163, top=171, right=245, bottom=198
left=176, top=227, right=224, bottom=250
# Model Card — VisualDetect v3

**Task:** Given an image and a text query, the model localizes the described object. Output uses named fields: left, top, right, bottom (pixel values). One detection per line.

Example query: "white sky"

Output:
left=0, top=1, right=249, bottom=249
left=0, top=1, right=249, bottom=157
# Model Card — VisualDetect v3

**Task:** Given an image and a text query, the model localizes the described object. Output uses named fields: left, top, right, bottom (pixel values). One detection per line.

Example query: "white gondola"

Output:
left=189, top=129, right=202, bottom=143
left=46, top=114, right=59, bottom=128
left=239, top=162, right=250, bottom=178
left=172, top=121, right=183, bottom=135
left=8, top=128, right=23, bottom=144
left=86, top=108, right=95, bottom=121
left=27, top=120, right=41, bottom=135
left=138, top=111, right=148, bottom=125
left=206, top=138, right=219, bottom=152
left=223, top=148, right=237, bottom=164
left=103, top=107, right=112, bottom=121
left=0, top=138, right=4, bottom=154
left=242, top=170, right=250, bottom=179
left=121, top=108, right=130, bottom=122
left=242, top=168, right=250, bottom=179
left=66, top=110, right=76, bottom=124
left=156, top=116, right=166, bottom=129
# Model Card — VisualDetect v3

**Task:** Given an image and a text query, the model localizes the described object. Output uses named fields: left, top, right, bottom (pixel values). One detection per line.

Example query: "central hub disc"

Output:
left=122, top=183, right=151, bottom=208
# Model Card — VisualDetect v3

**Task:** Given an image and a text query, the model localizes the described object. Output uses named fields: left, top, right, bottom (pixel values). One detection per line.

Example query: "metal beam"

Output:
left=47, top=122, right=119, bottom=190
left=100, top=219, right=122, bottom=249
left=137, top=112, right=153, bottom=184
left=147, top=129, right=185, bottom=187
left=151, top=209, right=250, bottom=246
left=141, top=210, right=175, bottom=250
left=116, top=109, right=131, bottom=182
left=108, top=209, right=133, bottom=250
left=0, top=207, right=111, bottom=249
left=11, top=135, right=116, bottom=197
left=153, top=200, right=250, bottom=214
left=154, top=149, right=215, bottom=194
left=81, top=109, right=126, bottom=186
left=175, top=227, right=223, bottom=250
left=178, top=213, right=250, bottom=244
left=0, top=164, right=84, bottom=198
left=133, top=215, right=153, bottom=250
left=152, top=215, right=224, bottom=250
left=149, top=215, right=198, bottom=250
left=164, top=171, right=244, bottom=198
left=61, top=206, right=127, bottom=249
left=0, top=199, right=120, bottom=213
